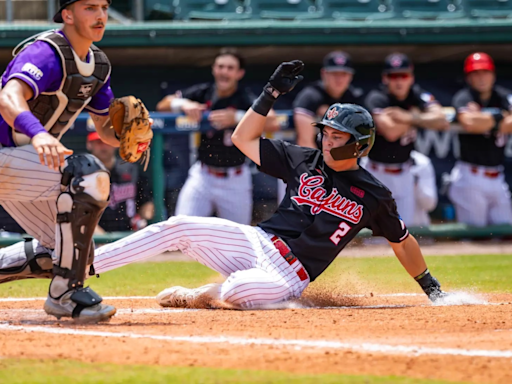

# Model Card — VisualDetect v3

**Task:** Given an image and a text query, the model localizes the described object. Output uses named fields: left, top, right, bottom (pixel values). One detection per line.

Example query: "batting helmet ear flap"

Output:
left=316, top=132, right=322, bottom=149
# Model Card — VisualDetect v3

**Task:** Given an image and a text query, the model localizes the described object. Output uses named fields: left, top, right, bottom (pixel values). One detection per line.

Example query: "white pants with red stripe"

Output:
left=93, top=215, right=310, bottom=309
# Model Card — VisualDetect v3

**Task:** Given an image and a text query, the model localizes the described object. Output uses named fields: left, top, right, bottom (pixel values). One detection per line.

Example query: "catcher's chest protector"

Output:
left=12, top=32, right=111, bottom=146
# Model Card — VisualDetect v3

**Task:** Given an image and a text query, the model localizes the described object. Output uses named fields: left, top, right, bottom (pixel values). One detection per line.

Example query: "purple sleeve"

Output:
left=85, top=77, right=114, bottom=115
left=1, top=41, right=62, bottom=99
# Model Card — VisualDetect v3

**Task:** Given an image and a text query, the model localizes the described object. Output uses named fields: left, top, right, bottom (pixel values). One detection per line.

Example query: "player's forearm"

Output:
left=458, top=112, right=495, bottom=133
left=263, top=109, right=280, bottom=133
left=92, top=114, right=120, bottom=147
left=412, top=111, right=449, bottom=130
left=233, top=108, right=268, bottom=143
left=389, top=235, right=427, bottom=278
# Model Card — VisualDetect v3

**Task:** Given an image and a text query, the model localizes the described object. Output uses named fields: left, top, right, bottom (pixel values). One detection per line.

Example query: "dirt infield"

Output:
left=0, top=293, right=511, bottom=383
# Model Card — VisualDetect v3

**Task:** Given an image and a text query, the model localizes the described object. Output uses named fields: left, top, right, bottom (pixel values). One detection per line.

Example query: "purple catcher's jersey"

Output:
left=0, top=30, right=114, bottom=147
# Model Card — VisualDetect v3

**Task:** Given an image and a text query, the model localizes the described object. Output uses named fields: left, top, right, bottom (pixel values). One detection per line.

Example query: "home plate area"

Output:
left=0, top=294, right=511, bottom=384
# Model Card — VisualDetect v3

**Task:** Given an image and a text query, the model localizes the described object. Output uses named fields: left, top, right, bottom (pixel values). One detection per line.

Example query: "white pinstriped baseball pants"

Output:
left=0, top=145, right=61, bottom=247
left=93, top=215, right=310, bottom=309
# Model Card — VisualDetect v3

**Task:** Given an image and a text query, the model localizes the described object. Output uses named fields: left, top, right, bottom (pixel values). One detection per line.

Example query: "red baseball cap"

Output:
left=87, top=132, right=101, bottom=142
left=464, top=52, right=495, bottom=74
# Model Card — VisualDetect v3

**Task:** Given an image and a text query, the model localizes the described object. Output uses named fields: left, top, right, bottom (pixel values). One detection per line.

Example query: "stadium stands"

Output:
left=394, top=0, right=464, bottom=19
left=322, top=0, right=395, bottom=21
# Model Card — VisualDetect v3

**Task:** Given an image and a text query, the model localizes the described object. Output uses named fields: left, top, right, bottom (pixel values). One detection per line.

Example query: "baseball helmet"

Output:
left=464, top=52, right=495, bottom=74
left=313, top=103, right=375, bottom=161
left=53, top=0, right=112, bottom=23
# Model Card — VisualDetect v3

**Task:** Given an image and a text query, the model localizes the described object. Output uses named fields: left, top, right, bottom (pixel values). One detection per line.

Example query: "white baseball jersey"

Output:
left=410, top=150, right=438, bottom=227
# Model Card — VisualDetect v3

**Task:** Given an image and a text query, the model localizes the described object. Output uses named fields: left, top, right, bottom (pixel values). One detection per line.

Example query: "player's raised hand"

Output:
left=265, top=60, right=305, bottom=98
left=32, top=132, right=73, bottom=171
left=182, top=100, right=207, bottom=122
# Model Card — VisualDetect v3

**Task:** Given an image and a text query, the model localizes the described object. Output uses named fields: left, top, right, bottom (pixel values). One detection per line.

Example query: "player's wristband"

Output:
left=170, top=98, right=187, bottom=113
left=251, top=90, right=276, bottom=117
left=491, top=110, right=504, bottom=132
left=13, top=111, right=46, bottom=138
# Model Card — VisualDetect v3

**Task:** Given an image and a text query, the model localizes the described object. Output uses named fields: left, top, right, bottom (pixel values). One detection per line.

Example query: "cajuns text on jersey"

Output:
left=258, top=138, right=408, bottom=281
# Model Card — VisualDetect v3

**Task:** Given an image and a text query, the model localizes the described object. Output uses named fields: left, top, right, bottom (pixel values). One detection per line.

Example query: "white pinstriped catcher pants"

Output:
left=93, top=215, right=310, bottom=309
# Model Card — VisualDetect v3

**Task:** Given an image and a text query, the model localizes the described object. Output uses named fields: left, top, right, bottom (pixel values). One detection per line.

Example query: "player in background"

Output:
left=360, top=149, right=438, bottom=227
left=0, top=0, right=132, bottom=321
left=86, top=132, right=154, bottom=233
left=90, top=61, right=448, bottom=310
left=293, top=51, right=364, bottom=148
left=363, top=53, right=447, bottom=225
left=449, top=53, right=512, bottom=226
left=157, top=48, right=280, bottom=225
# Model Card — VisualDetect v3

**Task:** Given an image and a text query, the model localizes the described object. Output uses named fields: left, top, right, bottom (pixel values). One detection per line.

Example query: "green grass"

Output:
left=0, top=359, right=470, bottom=384
left=0, top=254, right=510, bottom=298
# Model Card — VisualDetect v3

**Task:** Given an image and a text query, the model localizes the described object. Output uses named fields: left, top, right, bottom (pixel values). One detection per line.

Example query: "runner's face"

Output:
left=63, top=0, right=109, bottom=42
left=322, top=126, right=352, bottom=166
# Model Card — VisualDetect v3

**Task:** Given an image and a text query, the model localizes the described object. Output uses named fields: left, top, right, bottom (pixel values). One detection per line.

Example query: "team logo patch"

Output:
left=350, top=186, right=365, bottom=198
left=78, top=83, right=93, bottom=98
left=334, top=55, right=346, bottom=65
left=137, top=142, right=149, bottom=153
left=326, top=107, right=339, bottom=120
left=21, top=63, right=43, bottom=80
left=390, top=55, right=402, bottom=67
left=291, top=173, right=364, bottom=224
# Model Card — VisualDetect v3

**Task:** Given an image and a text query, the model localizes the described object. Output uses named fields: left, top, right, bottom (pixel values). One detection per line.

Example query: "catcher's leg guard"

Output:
left=0, top=239, right=53, bottom=284
left=48, top=154, right=111, bottom=318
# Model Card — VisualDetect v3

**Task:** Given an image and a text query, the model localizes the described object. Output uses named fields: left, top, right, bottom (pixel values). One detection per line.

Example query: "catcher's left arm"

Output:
left=90, top=96, right=153, bottom=170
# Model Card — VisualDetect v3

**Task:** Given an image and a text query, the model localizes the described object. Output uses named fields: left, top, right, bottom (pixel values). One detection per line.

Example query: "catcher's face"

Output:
left=467, top=70, right=495, bottom=94
left=212, top=54, right=245, bottom=93
left=62, top=0, right=109, bottom=42
left=321, top=70, right=353, bottom=96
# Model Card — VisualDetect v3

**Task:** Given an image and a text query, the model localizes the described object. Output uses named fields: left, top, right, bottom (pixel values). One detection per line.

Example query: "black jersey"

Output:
left=257, top=138, right=409, bottom=281
left=180, top=82, right=255, bottom=168
left=99, top=160, right=151, bottom=232
left=365, top=84, right=438, bottom=164
left=452, top=86, right=512, bottom=167
left=293, top=81, right=364, bottom=117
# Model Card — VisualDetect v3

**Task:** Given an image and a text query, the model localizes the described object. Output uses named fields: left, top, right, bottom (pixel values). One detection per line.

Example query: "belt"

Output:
left=369, top=162, right=404, bottom=175
left=202, top=163, right=243, bottom=178
left=270, top=235, right=308, bottom=282
left=470, top=166, right=500, bottom=179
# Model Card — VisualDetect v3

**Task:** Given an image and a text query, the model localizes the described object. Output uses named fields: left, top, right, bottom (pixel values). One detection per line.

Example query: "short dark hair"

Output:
left=214, top=47, right=246, bottom=70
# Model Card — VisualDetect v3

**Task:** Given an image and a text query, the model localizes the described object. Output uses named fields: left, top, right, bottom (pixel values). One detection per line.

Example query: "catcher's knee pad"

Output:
left=53, top=154, right=110, bottom=293
left=0, top=239, right=53, bottom=284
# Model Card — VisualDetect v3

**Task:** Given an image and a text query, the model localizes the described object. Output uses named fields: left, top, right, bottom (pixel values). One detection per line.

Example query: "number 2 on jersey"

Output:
left=330, top=222, right=352, bottom=245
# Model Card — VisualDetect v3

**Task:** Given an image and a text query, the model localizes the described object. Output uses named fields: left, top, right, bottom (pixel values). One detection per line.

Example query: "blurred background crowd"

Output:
left=2, top=0, right=512, bottom=236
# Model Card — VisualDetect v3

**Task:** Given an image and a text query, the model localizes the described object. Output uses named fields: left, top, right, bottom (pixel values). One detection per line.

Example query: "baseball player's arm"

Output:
left=233, top=60, right=304, bottom=166
left=89, top=113, right=120, bottom=148
left=156, top=93, right=206, bottom=122
left=372, top=111, right=411, bottom=142
left=385, top=104, right=449, bottom=131
left=388, top=235, right=428, bottom=278
left=457, top=111, right=495, bottom=133
left=294, top=112, right=317, bottom=148
left=0, top=79, right=72, bottom=170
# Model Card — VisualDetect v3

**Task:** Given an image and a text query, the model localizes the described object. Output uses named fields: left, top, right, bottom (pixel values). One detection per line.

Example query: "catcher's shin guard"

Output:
left=50, top=154, right=110, bottom=299
left=0, top=239, right=52, bottom=284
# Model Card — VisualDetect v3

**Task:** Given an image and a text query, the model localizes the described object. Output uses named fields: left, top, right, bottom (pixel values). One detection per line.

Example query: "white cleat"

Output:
left=156, top=283, right=221, bottom=309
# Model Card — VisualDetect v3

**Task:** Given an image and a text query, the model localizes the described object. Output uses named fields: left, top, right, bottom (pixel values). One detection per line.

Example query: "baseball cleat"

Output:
left=156, top=283, right=221, bottom=309
left=44, top=290, right=116, bottom=322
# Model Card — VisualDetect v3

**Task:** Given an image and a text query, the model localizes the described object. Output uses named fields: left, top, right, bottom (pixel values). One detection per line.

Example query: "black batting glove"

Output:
left=264, top=60, right=305, bottom=99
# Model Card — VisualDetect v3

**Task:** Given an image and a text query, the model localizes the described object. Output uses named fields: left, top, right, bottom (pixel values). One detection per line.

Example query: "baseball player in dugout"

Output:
left=157, top=48, right=280, bottom=225
left=86, top=132, right=154, bottom=233
left=91, top=61, right=449, bottom=310
left=448, top=53, right=512, bottom=227
left=0, top=0, right=153, bottom=322
left=293, top=51, right=364, bottom=148
left=363, top=53, right=448, bottom=225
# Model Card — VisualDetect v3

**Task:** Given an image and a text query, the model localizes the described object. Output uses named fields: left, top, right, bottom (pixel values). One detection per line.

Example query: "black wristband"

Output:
left=251, top=90, right=276, bottom=117
left=491, top=110, right=504, bottom=132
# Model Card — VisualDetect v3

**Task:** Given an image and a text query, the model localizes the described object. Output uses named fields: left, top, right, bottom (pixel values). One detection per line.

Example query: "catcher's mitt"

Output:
left=109, top=96, right=153, bottom=171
